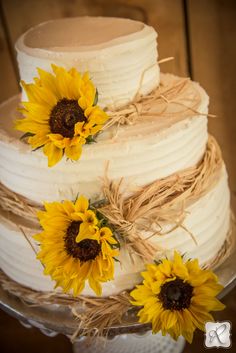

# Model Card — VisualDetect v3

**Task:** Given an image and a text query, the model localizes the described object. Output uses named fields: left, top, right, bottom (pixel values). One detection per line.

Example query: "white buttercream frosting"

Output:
left=15, top=17, right=160, bottom=109
left=0, top=74, right=209, bottom=204
left=0, top=16, right=231, bottom=298
left=0, top=166, right=230, bottom=296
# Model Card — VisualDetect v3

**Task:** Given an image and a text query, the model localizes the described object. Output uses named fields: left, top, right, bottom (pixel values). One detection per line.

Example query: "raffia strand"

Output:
left=103, top=74, right=216, bottom=132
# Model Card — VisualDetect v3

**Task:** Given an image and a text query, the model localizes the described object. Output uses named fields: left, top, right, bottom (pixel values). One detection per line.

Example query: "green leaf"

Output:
left=93, top=89, right=98, bottom=106
left=114, top=257, right=121, bottom=263
left=91, top=199, right=108, bottom=209
left=20, top=132, right=35, bottom=140
left=154, top=259, right=162, bottom=265
left=74, top=192, right=80, bottom=203
left=98, top=218, right=108, bottom=227
left=32, top=145, right=44, bottom=152
left=86, top=135, right=97, bottom=144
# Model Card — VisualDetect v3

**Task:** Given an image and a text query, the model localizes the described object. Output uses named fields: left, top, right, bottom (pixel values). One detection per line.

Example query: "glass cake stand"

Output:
left=0, top=242, right=235, bottom=353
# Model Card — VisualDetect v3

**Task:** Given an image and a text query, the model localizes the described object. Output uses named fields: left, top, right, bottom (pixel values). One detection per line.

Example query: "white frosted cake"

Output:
left=0, top=17, right=231, bottom=298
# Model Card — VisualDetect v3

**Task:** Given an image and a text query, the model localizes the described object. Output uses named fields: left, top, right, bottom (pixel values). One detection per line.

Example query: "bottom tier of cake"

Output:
left=0, top=166, right=230, bottom=297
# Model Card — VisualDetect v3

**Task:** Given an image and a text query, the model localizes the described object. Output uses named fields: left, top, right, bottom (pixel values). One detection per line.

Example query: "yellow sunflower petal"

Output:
left=15, top=118, right=49, bottom=134
left=74, top=122, right=85, bottom=136
left=84, top=210, right=98, bottom=226
left=76, top=223, right=99, bottom=243
left=157, top=258, right=172, bottom=277
left=48, top=133, right=70, bottom=149
left=88, top=277, right=102, bottom=296
left=75, top=195, right=89, bottom=213
left=78, top=72, right=96, bottom=109
left=21, top=100, right=50, bottom=113
left=172, top=251, right=189, bottom=279
left=181, top=309, right=195, bottom=332
left=28, top=132, right=50, bottom=149
left=65, top=143, right=83, bottom=161
left=182, top=330, right=194, bottom=344
left=70, top=212, right=85, bottom=222
left=189, top=270, right=218, bottom=287
left=160, top=310, right=178, bottom=330
left=62, top=200, right=75, bottom=215
left=79, top=261, right=92, bottom=280
left=192, top=295, right=226, bottom=311
left=150, top=280, right=162, bottom=295
left=130, top=285, right=154, bottom=305
left=193, top=282, right=224, bottom=297
left=138, top=300, right=162, bottom=323
left=72, top=279, right=85, bottom=297
left=78, top=96, right=88, bottom=111
left=43, top=201, right=65, bottom=214
left=20, top=102, right=50, bottom=122
left=21, top=80, right=57, bottom=107
left=85, top=106, right=109, bottom=125
left=152, top=313, right=163, bottom=333
left=189, top=305, right=214, bottom=331
left=43, top=142, right=63, bottom=167
left=37, top=68, right=60, bottom=99
left=99, top=227, right=113, bottom=239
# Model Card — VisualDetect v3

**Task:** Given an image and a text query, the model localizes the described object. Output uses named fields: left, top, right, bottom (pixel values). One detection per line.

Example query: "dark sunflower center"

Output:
left=49, top=98, right=86, bottom=138
left=64, top=221, right=101, bottom=261
left=158, top=278, right=193, bottom=310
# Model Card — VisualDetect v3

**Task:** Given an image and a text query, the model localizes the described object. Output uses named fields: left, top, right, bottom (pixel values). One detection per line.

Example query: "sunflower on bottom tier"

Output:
left=34, top=195, right=119, bottom=296
left=130, top=251, right=225, bottom=343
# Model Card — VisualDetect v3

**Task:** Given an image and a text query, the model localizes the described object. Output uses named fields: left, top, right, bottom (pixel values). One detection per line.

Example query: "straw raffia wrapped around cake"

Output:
left=0, top=135, right=223, bottom=262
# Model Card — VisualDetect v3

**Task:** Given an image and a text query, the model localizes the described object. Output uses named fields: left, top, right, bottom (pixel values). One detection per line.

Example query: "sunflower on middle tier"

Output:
left=15, top=64, right=108, bottom=167
left=34, top=195, right=119, bottom=296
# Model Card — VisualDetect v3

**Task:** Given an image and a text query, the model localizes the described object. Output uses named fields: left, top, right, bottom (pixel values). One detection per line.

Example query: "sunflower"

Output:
left=34, top=195, right=119, bottom=296
left=130, top=251, right=225, bottom=343
left=15, top=65, right=108, bottom=167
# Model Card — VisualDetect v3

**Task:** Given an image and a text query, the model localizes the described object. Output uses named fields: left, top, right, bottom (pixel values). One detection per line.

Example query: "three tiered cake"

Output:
left=0, top=16, right=231, bottom=342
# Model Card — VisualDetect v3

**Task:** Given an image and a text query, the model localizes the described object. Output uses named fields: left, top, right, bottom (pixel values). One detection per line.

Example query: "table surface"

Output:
left=0, top=0, right=236, bottom=352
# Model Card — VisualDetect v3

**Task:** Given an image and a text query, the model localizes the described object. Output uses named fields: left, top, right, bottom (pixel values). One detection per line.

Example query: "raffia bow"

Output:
left=103, top=74, right=215, bottom=131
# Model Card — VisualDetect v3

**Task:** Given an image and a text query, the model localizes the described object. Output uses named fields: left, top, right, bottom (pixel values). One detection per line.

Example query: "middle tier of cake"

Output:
left=0, top=74, right=208, bottom=204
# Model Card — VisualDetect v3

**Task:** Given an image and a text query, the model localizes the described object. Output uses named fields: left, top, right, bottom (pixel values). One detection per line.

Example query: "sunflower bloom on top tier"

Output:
left=130, top=251, right=225, bottom=343
left=34, top=195, right=119, bottom=296
left=15, top=64, right=108, bottom=167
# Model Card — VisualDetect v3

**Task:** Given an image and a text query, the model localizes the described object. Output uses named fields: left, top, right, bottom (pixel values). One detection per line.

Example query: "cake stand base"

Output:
left=73, top=332, right=185, bottom=353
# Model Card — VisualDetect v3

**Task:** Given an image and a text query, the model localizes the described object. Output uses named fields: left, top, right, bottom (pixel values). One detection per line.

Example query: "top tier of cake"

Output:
left=16, top=17, right=160, bottom=109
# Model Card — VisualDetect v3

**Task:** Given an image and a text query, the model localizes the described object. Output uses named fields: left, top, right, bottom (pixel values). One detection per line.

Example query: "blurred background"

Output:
left=0, top=0, right=235, bottom=352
